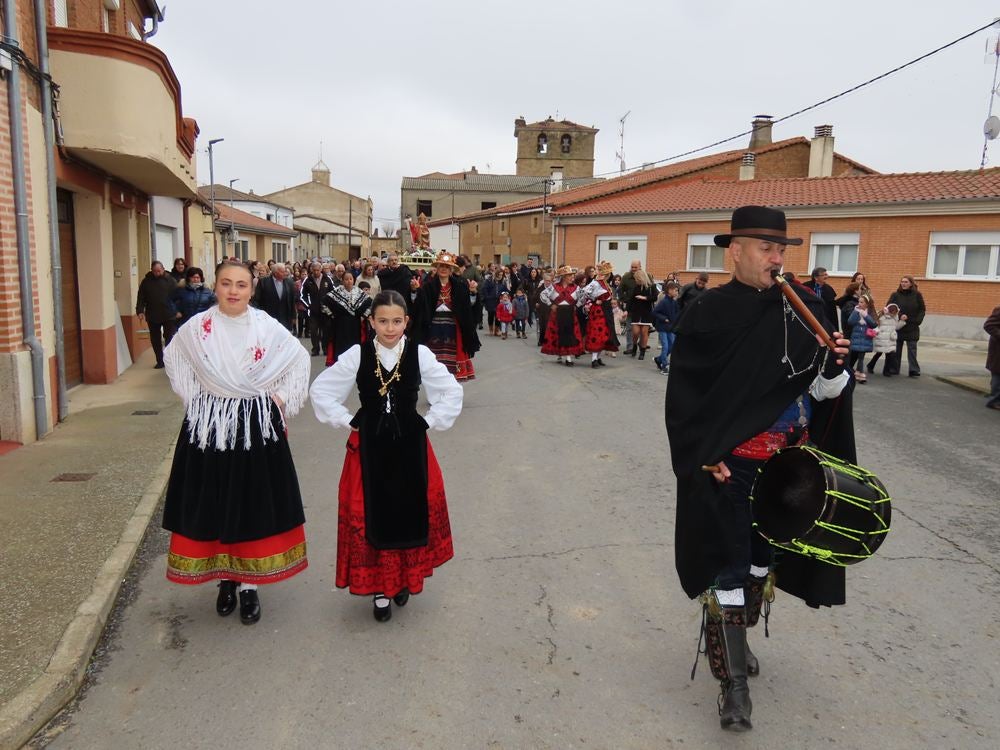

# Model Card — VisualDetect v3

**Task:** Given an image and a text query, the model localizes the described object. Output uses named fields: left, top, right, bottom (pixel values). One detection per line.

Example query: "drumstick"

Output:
left=701, top=464, right=722, bottom=473
left=770, top=270, right=838, bottom=353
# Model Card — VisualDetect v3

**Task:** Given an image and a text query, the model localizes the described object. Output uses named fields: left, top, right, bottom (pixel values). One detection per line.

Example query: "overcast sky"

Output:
left=153, top=1, right=1000, bottom=228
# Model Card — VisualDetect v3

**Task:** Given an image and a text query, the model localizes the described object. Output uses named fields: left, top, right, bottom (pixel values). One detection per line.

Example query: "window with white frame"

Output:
left=271, top=241, right=288, bottom=263
left=687, top=234, right=726, bottom=271
left=927, top=232, right=1000, bottom=280
left=235, top=240, right=249, bottom=262
left=809, top=232, right=859, bottom=275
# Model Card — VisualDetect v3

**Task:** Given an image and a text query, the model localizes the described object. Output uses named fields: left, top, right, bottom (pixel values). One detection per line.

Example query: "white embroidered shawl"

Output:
left=164, top=306, right=311, bottom=450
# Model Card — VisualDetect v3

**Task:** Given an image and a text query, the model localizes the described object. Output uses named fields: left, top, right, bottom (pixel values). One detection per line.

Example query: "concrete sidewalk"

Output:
left=0, top=349, right=182, bottom=749
left=0, top=335, right=993, bottom=749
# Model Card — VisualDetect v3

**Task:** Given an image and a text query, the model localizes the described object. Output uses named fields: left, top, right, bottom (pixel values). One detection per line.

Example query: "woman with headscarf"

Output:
left=540, top=265, right=584, bottom=366
left=577, top=260, right=620, bottom=367
left=323, top=270, right=373, bottom=366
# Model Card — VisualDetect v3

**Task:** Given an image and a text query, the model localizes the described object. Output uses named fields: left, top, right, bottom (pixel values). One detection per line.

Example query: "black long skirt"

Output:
left=162, top=400, right=307, bottom=584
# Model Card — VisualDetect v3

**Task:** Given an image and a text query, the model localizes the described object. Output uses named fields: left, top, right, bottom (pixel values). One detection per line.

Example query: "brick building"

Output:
left=551, top=169, right=1000, bottom=339
left=1, top=0, right=198, bottom=445
left=453, top=121, right=873, bottom=267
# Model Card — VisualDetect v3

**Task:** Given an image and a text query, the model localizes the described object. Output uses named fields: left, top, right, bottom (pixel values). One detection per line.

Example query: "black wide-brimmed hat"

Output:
left=714, top=205, right=802, bottom=248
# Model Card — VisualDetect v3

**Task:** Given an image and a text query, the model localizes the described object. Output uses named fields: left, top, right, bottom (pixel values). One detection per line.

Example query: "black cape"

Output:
left=665, top=280, right=856, bottom=608
left=409, top=275, right=481, bottom=357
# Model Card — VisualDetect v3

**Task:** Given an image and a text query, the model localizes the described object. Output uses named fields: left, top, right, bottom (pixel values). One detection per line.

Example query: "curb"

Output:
left=934, top=375, right=991, bottom=396
left=0, top=443, right=175, bottom=750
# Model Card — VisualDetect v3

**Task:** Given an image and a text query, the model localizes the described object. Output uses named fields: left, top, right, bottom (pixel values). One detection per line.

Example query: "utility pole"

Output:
left=348, top=199, right=353, bottom=261
left=542, top=178, right=555, bottom=267
left=229, top=178, right=239, bottom=258
left=208, top=138, right=224, bottom=264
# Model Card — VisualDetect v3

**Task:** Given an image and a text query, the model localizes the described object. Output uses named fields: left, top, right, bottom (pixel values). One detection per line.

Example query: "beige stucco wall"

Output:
left=264, top=182, right=372, bottom=253
left=400, top=188, right=540, bottom=223
left=50, top=49, right=196, bottom=197
left=73, top=189, right=117, bottom=331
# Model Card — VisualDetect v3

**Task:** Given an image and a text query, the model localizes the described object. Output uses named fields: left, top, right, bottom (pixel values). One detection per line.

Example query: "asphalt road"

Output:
left=31, top=332, right=1000, bottom=749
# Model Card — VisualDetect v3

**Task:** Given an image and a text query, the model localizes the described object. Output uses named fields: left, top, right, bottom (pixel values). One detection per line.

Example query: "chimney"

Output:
left=748, top=115, right=773, bottom=150
left=739, top=152, right=756, bottom=181
left=808, top=124, right=835, bottom=178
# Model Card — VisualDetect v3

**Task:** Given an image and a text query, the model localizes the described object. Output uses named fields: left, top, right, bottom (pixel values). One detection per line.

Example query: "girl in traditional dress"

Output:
left=578, top=260, right=620, bottom=367
left=310, top=290, right=463, bottom=622
left=540, top=265, right=584, bottom=366
left=323, top=271, right=373, bottom=366
left=162, top=260, right=311, bottom=625
left=410, top=251, right=480, bottom=381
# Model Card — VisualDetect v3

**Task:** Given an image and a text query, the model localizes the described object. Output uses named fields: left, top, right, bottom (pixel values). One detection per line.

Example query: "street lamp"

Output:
left=229, top=178, right=239, bottom=258
left=208, top=138, right=224, bottom=264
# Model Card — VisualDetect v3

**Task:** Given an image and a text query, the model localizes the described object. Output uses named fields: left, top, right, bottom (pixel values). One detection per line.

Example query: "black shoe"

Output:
left=216, top=580, right=237, bottom=617
left=393, top=589, right=410, bottom=607
left=373, top=595, right=392, bottom=622
left=239, top=589, right=261, bottom=625
left=638, top=348, right=646, bottom=361
left=311, top=349, right=320, bottom=356
left=866, top=363, right=875, bottom=373
left=591, top=360, right=600, bottom=368
left=596, top=358, right=606, bottom=367
left=564, top=359, right=574, bottom=367
left=909, top=372, right=921, bottom=377
left=153, top=362, right=165, bottom=369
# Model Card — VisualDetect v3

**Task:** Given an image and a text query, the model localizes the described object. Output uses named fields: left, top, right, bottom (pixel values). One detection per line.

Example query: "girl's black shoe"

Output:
left=393, top=590, right=410, bottom=607
left=216, top=580, right=237, bottom=617
left=239, top=589, right=261, bottom=625
left=373, top=595, right=392, bottom=622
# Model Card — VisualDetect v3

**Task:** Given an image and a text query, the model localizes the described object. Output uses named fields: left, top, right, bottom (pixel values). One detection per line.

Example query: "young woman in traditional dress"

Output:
left=323, top=271, right=373, bottom=366
left=578, top=260, right=620, bottom=367
left=162, top=260, right=311, bottom=625
left=540, top=265, right=585, bottom=366
left=310, top=290, right=463, bottom=622
left=409, top=250, right=480, bottom=381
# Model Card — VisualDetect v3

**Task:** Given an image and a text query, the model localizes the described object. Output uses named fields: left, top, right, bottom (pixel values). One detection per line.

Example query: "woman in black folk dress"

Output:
left=162, top=261, right=311, bottom=625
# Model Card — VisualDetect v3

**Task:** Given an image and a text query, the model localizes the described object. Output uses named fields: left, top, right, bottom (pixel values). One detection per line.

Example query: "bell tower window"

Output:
left=537, top=134, right=548, bottom=154
left=561, top=134, right=572, bottom=153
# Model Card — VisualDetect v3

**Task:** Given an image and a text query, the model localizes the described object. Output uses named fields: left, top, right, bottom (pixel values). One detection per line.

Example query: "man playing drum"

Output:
left=665, top=206, right=855, bottom=732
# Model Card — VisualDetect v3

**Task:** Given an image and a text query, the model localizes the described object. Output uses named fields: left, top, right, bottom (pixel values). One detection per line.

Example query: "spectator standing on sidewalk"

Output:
left=804, top=267, right=838, bottom=328
left=172, top=266, right=216, bottom=328
left=887, top=275, right=926, bottom=377
left=677, top=272, right=710, bottom=311
left=136, top=260, right=178, bottom=369
left=985, top=304, right=1000, bottom=410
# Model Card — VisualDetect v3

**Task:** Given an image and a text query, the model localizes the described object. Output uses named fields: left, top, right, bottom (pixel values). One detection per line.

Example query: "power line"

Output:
left=395, top=19, right=998, bottom=216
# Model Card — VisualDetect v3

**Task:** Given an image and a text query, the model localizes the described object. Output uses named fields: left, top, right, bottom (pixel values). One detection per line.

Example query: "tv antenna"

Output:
left=616, top=111, right=630, bottom=175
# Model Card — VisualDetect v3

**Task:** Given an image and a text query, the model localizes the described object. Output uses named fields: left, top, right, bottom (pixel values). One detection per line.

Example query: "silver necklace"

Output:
left=781, top=296, right=821, bottom=379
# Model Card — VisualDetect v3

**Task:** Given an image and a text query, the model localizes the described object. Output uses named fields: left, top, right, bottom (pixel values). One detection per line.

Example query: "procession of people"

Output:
left=155, top=202, right=996, bottom=735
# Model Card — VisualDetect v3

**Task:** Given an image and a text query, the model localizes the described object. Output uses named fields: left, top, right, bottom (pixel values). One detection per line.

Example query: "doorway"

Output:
left=56, top=189, right=83, bottom=388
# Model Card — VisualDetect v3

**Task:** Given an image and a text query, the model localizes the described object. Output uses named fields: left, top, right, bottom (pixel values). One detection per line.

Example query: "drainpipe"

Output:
left=35, top=0, right=66, bottom=422
left=5, top=0, right=49, bottom=439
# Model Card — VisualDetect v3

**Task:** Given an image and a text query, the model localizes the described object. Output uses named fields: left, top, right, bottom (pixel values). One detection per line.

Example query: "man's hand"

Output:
left=817, top=331, right=851, bottom=366
left=708, top=460, right=731, bottom=484
left=410, top=278, right=420, bottom=290
left=468, top=280, right=478, bottom=292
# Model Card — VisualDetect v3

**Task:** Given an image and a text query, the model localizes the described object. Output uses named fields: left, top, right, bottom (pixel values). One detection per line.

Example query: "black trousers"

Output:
left=309, top=315, right=329, bottom=354
left=149, top=319, right=177, bottom=365
left=513, top=319, right=526, bottom=333
left=715, top=454, right=773, bottom=590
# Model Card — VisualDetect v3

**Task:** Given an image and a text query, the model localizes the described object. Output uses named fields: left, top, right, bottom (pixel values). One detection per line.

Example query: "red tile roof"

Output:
left=551, top=168, right=1000, bottom=217
left=451, top=137, right=876, bottom=223
left=215, top=203, right=296, bottom=236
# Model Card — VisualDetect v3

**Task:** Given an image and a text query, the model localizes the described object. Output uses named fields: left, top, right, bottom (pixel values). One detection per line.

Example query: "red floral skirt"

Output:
left=584, top=301, right=620, bottom=353
left=166, top=525, right=307, bottom=585
left=336, top=431, right=453, bottom=597
left=541, top=305, right=584, bottom=356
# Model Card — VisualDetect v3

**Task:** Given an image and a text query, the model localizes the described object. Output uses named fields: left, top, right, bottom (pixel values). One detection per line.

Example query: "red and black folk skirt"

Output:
left=584, top=299, right=620, bottom=353
left=427, top=312, right=475, bottom=381
left=162, top=402, right=307, bottom=585
left=541, top=304, right=584, bottom=356
left=336, top=430, right=453, bottom=597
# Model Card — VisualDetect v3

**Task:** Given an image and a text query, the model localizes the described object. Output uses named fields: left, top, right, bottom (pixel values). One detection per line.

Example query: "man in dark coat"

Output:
left=253, top=262, right=297, bottom=331
left=677, top=271, right=710, bottom=310
left=377, top=253, right=414, bottom=312
left=136, top=260, right=178, bottom=368
left=300, top=262, right=335, bottom=355
left=985, top=304, right=1000, bottom=410
left=804, top=266, right=838, bottom=327
left=666, top=206, right=854, bottom=732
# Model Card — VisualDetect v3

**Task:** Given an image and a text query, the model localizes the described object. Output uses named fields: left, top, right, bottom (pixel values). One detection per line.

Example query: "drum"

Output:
left=750, top=445, right=891, bottom=566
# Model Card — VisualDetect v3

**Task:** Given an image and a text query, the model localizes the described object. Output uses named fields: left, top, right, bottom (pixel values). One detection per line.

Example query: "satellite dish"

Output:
left=985, top=115, right=1000, bottom=140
